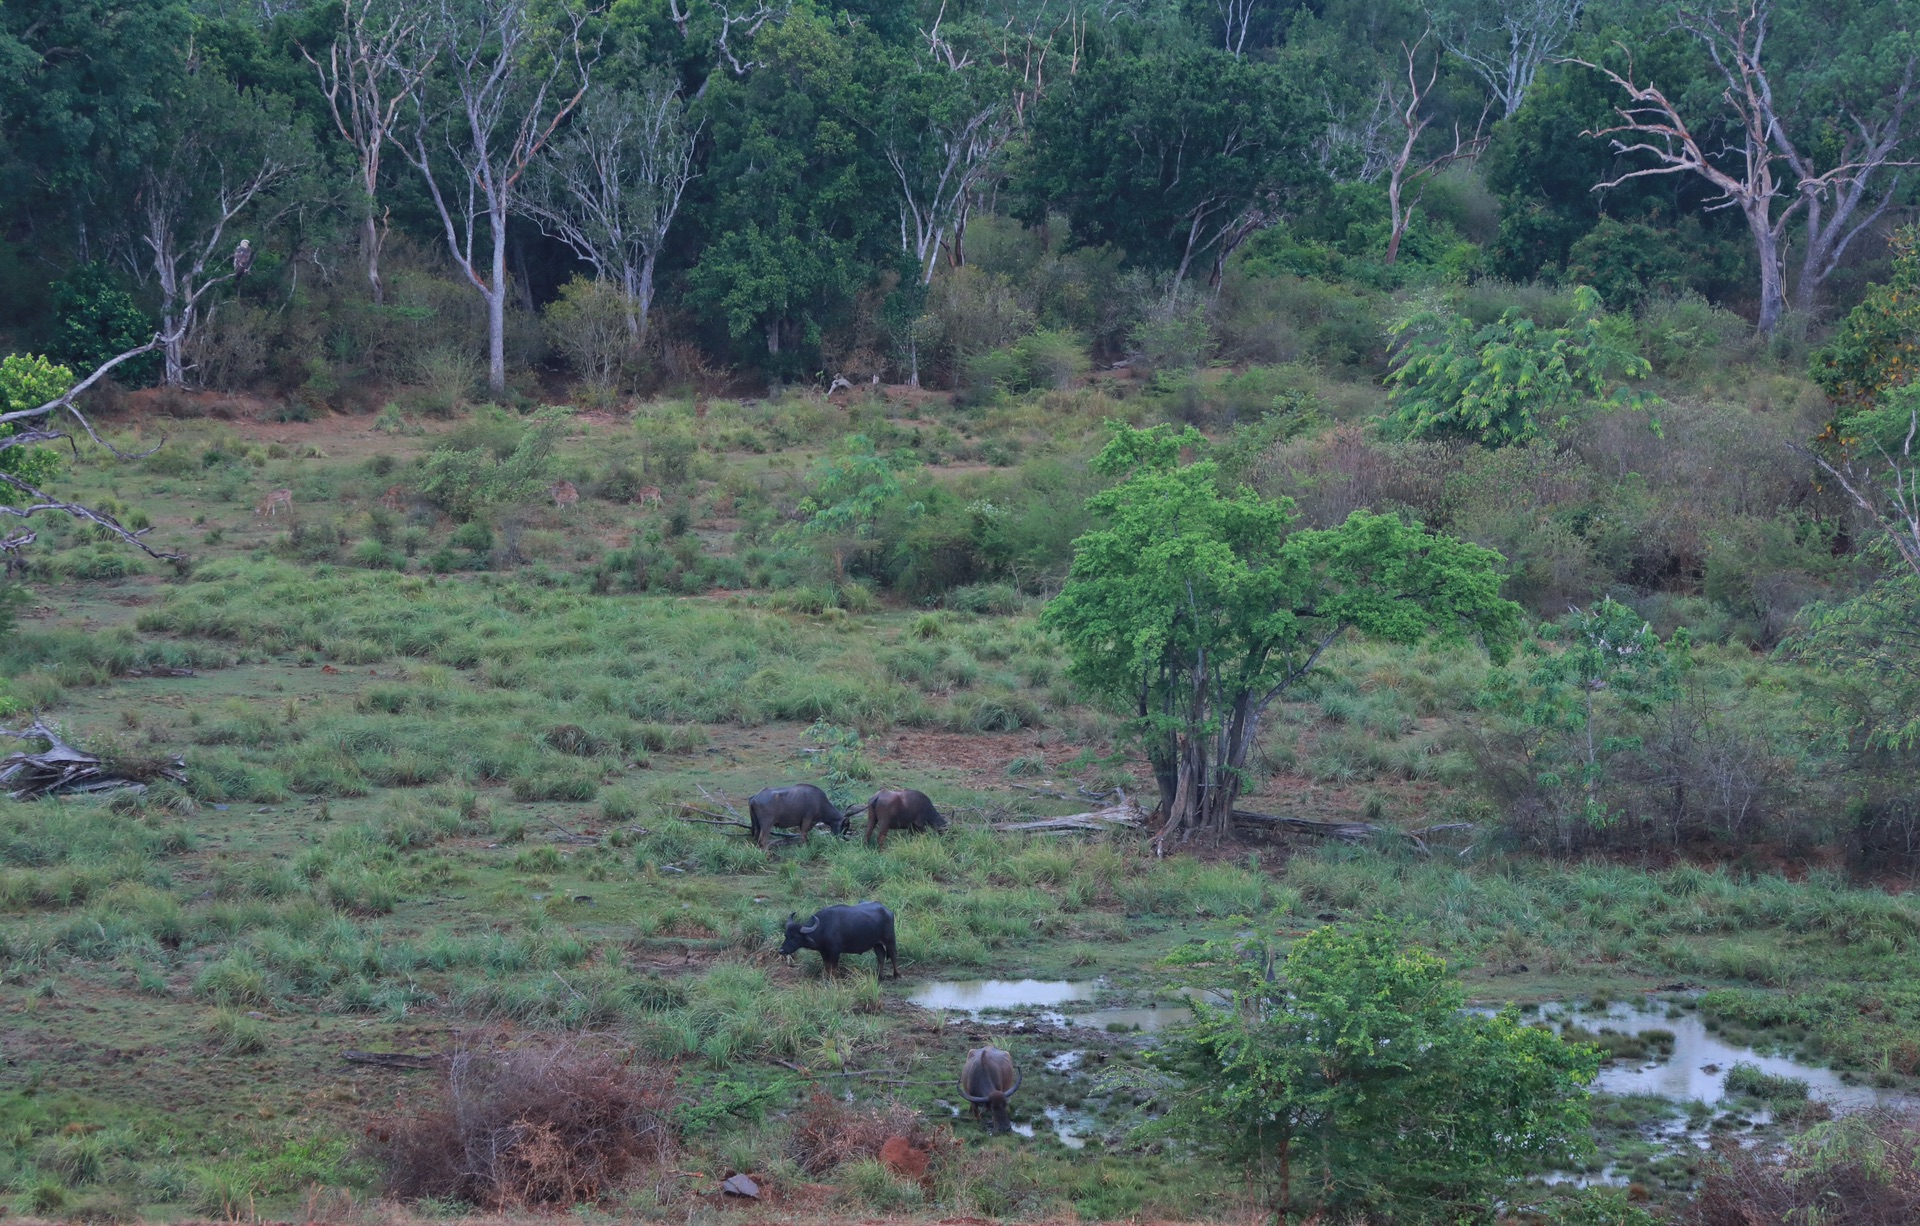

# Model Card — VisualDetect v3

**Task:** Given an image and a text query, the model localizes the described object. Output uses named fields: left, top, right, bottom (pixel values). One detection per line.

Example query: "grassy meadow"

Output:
left=3, top=363, right=1918, bottom=1223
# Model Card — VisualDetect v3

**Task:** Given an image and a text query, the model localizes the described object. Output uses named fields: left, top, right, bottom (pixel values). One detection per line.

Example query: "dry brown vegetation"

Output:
left=1685, top=1109, right=1920, bottom=1226
left=787, top=1091, right=959, bottom=1178
left=367, top=1044, right=676, bottom=1209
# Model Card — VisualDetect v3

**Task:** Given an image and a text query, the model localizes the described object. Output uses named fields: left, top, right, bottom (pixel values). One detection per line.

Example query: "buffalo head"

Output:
left=779, top=911, right=821, bottom=956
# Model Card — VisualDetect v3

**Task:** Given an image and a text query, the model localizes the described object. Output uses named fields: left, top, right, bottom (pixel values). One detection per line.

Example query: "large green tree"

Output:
left=1151, top=922, right=1600, bottom=1220
left=1044, top=423, right=1522, bottom=847
left=1020, top=46, right=1318, bottom=291
left=684, top=12, right=896, bottom=373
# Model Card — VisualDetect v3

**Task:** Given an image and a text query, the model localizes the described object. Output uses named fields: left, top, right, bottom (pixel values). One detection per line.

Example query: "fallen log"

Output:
left=0, top=721, right=186, bottom=800
left=340, top=1049, right=443, bottom=1070
left=1230, top=810, right=1389, bottom=842
left=992, top=798, right=1148, bottom=833
left=1232, top=811, right=1477, bottom=857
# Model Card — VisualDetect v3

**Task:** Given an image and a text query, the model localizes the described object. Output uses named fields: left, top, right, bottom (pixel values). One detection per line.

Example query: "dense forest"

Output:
left=5, top=0, right=1920, bottom=1222
left=1, top=0, right=1914, bottom=391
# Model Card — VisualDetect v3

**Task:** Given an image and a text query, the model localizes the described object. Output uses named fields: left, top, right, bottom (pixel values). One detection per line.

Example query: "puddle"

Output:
left=1044, top=1105, right=1087, bottom=1149
left=1525, top=1000, right=1913, bottom=1111
left=907, top=979, right=1221, bottom=1032
left=908, top=978, right=1099, bottom=1013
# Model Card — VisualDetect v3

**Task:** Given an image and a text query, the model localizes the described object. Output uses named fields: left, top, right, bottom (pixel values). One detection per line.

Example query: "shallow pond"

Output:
left=1524, top=999, right=1913, bottom=1111
left=906, top=978, right=1216, bottom=1032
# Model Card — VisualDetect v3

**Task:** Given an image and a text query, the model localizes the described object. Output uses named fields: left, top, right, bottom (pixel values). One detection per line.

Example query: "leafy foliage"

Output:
left=1385, top=285, right=1652, bottom=446
left=1045, top=423, right=1520, bottom=837
left=1485, top=599, right=1691, bottom=834
left=0, top=354, right=72, bottom=491
left=1813, top=226, right=1920, bottom=409
left=1150, top=922, right=1600, bottom=1220
left=417, top=410, right=566, bottom=521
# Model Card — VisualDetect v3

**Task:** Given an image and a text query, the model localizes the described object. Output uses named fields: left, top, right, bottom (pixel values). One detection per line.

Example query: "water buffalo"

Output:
left=748, top=784, right=848, bottom=850
left=864, top=788, right=948, bottom=850
left=779, top=902, right=898, bottom=978
left=959, top=1046, right=1021, bottom=1133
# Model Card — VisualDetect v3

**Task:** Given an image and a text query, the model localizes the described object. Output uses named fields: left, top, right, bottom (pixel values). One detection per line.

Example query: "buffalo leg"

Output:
left=822, top=952, right=839, bottom=978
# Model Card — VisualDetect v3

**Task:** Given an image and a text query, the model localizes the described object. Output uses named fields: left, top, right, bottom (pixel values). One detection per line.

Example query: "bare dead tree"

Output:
left=1789, top=408, right=1920, bottom=581
left=1315, top=79, right=1399, bottom=183
left=395, top=0, right=599, bottom=396
left=300, top=0, right=437, bottom=305
left=667, top=0, right=789, bottom=83
left=525, top=72, right=699, bottom=349
left=1427, top=0, right=1584, bottom=118
left=139, top=75, right=312, bottom=388
left=1384, top=32, right=1488, bottom=267
left=882, top=101, right=1010, bottom=289
left=1573, top=0, right=1919, bottom=335
left=0, top=342, right=187, bottom=567
left=1217, top=0, right=1256, bottom=57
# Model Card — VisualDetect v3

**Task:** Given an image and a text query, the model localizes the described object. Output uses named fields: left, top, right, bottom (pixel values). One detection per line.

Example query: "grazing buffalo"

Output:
left=959, top=1046, right=1021, bottom=1133
left=748, top=784, right=848, bottom=850
left=779, top=902, right=898, bottom=978
left=864, top=788, right=948, bottom=850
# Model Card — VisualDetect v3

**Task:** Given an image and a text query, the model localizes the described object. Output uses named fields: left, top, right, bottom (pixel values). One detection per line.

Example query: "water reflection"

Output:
left=907, top=978, right=1220, bottom=1032
left=1524, top=1000, right=1912, bottom=1110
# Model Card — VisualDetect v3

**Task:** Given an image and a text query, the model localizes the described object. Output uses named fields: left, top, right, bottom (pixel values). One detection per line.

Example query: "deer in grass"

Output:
left=636, top=485, right=663, bottom=507
left=548, top=480, right=580, bottom=510
left=255, top=489, right=293, bottom=517
left=379, top=485, right=408, bottom=513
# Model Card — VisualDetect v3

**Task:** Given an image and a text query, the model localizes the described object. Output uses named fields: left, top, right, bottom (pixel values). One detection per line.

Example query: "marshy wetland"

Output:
left=3, top=352, right=1920, bottom=1225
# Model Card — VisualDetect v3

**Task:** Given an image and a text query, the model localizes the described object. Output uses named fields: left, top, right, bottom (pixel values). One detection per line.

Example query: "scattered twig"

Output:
left=1010, top=783, right=1078, bottom=801
left=541, top=813, right=598, bottom=844
left=696, top=784, right=747, bottom=822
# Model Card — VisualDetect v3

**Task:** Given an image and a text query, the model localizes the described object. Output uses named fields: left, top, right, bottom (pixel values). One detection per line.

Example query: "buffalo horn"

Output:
left=800, top=917, right=819, bottom=934
left=958, top=1071, right=987, bottom=1104
left=1007, top=1065, right=1022, bottom=1098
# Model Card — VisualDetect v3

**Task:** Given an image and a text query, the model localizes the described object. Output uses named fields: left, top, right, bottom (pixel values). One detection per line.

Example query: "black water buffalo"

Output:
left=748, top=784, right=848, bottom=850
left=864, top=788, right=948, bottom=850
left=779, top=902, right=898, bottom=978
left=959, top=1046, right=1021, bottom=1133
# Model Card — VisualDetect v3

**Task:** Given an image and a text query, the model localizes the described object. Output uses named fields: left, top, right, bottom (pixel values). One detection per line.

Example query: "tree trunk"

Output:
left=487, top=205, right=509, bottom=396
left=363, top=208, right=384, bottom=305
left=1277, top=1131, right=1291, bottom=1219
left=1385, top=171, right=1409, bottom=267
left=634, top=252, right=657, bottom=349
left=1747, top=206, right=1785, bottom=336
left=161, top=307, right=185, bottom=388
left=766, top=318, right=781, bottom=356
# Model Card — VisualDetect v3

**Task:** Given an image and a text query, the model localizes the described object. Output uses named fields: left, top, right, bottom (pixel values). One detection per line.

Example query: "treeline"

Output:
left=3, top=0, right=1916, bottom=395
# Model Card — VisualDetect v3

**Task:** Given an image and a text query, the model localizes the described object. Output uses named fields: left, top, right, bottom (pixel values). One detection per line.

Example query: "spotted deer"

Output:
left=255, top=488, right=293, bottom=517
left=548, top=480, right=580, bottom=510
left=379, top=485, right=408, bottom=513
left=636, top=485, right=663, bottom=507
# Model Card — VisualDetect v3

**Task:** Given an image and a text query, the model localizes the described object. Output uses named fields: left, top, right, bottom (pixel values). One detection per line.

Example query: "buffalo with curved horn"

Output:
left=959, top=1046, right=1021, bottom=1134
left=778, top=902, right=897, bottom=978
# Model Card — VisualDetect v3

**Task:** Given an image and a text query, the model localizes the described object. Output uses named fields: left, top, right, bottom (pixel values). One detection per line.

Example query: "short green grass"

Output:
left=2, top=400, right=1913, bottom=1223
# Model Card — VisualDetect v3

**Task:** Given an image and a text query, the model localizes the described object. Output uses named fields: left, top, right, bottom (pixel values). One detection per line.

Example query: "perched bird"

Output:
left=232, top=239, right=254, bottom=278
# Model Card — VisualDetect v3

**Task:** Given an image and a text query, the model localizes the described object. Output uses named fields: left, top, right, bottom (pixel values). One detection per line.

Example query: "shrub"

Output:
left=1722, top=1062, right=1809, bottom=1101
left=1685, top=1108, right=1920, bottom=1225
left=545, top=275, right=633, bottom=392
left=787, top=1091, right=954, bottom=1176
left=369, top=1045, right=676, bottom=1209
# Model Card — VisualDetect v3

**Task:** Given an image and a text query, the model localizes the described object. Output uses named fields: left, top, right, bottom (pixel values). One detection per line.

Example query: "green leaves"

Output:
left=1150, top=922, right=1599, bottom=1218
left=1046, top=422, right=1521, bottom=829
left=1486, top=598, right=1691, bottom=829
left=1385, top=285, right=1653, bottom=447
left=0, top=353, right=73, bottom=493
